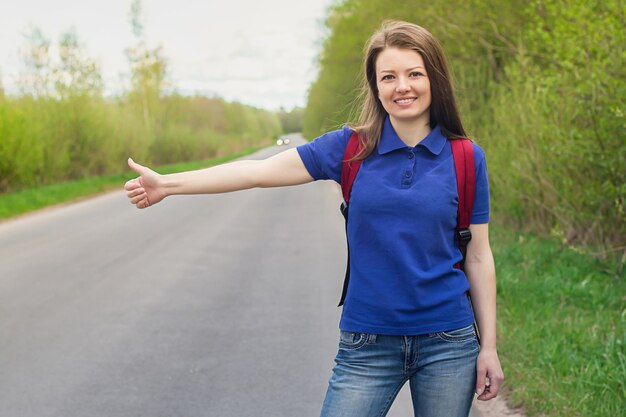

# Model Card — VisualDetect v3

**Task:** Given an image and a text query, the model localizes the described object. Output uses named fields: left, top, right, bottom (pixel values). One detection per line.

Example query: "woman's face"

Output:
left=375, top=47, right=431, bottom=127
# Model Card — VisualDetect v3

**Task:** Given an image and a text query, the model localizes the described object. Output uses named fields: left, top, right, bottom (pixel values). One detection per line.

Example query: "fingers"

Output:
left=476, top=379, right=497, bottom=401
left=130, top=192, right=147, bottom=205
left=134, top=197, right=150, bottom=209
left=125, top=181, right=149, bottom=208
left=126, top=186, right=145, bottom=199
left=476, top=364, right=505, bottom=401
left=124, top=178, right=141, bottom=191
left=125, top=181, right=147, bottom=205
left=130, top=194, right=150, bottom=209
left=476, top=365, right=488, bottom=398
left=487, top=373, right=503, bottom=399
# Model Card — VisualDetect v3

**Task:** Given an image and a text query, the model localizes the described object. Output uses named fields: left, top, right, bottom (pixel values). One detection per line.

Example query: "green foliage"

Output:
left=491, top=227, right=625, bottom=417
left=303, top=0, right=374, bottom=137
left=304, top=0, right=625, bottom=252
left=474, top=0, right=626, bottom=250
left=0, top=23, right=282, bottom=194
left=0, top=93, right=280, bottom=193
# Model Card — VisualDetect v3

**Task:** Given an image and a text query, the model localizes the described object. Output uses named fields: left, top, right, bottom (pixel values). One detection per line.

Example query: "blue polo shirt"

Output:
left=297, top=117, right=490, bottom=335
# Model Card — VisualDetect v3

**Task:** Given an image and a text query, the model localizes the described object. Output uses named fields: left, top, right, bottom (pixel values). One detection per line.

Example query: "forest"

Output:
left=304, top=0, right=625, bottom=255
left=0, top=15, right=282, bottom=194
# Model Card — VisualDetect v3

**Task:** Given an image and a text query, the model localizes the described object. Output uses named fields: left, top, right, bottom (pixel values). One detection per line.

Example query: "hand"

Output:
left=475, top=348, right=504, bottom=401
left=124, top=158, right=166, bottom=209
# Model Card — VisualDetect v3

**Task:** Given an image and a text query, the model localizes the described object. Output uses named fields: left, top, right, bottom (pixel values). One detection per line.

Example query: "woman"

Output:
left=125, top=20, right=503, bottom=417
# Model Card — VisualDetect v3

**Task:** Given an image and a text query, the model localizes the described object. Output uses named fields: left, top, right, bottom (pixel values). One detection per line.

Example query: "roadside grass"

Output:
left=491, top=226, right=625, bottom=417
left=0, top=145, right=266, bottom=220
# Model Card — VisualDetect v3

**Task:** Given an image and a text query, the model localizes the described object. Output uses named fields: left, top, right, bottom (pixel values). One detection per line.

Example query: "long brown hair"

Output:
left=349, top=21, right=467, bottom=160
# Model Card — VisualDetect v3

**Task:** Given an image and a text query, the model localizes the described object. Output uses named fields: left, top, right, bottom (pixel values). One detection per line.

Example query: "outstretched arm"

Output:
left=464, top=223, right=505, bottom=401
left=124, top=148, right=313, bottom=209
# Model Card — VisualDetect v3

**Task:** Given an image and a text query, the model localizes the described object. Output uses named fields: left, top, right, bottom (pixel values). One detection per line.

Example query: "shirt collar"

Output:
left=377, top=117, right=447, bottom=156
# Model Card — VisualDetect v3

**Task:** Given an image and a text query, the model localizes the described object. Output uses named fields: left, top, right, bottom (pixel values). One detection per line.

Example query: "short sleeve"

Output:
left=296, top=126, right=353, bottom=183
left=470, top=144, right=490, bottom=224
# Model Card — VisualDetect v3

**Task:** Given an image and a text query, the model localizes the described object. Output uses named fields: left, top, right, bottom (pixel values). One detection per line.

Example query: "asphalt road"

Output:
left=0, top=136, right=480, bottom=417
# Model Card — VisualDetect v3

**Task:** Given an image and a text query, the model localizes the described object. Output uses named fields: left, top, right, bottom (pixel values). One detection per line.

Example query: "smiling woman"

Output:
left=125, top=20, right=503, bottom=417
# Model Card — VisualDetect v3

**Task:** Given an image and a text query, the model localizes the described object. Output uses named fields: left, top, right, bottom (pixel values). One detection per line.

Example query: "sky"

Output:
left=0, top=0, right=336, bottom=110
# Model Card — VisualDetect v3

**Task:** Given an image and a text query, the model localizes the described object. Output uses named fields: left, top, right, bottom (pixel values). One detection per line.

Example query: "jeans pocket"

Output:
left=339, top=331, right=370, bottom=350
left=433, top=324, right=477, bottom=343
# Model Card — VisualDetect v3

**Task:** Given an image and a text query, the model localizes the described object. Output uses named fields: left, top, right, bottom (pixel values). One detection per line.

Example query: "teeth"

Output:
left=396, top=98, right=416, bottom=104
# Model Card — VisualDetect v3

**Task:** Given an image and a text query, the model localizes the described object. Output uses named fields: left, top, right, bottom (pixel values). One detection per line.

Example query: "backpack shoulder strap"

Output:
left=338, top=131, right=361, bottom=306
left=340, top=131, right=362, bottom=205
left=450, top=138, right=476, bottom=268
left=450, top=138, right=476, bottom=229
left=450, top=138, right=481, bottom=344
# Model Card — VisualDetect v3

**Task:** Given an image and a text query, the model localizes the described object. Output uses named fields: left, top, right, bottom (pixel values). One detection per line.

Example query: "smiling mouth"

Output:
left=394, top=97, right=417, bottom=104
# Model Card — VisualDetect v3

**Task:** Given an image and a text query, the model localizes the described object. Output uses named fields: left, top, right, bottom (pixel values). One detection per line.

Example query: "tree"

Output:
left=124, top=0, right=168, bottom=131
left=18, top=27, right=53, bottom=97
left=54, top=30, right=103, bottom=99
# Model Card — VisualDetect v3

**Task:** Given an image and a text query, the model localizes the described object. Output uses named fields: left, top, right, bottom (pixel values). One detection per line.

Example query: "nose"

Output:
left=395, top=77, right=410, bottom=93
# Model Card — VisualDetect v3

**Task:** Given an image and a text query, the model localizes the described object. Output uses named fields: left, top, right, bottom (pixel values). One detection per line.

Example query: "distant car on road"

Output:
left=276, top=137, right=291, bottom=146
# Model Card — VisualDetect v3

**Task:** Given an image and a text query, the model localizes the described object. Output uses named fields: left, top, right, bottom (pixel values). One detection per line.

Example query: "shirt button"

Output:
left=404, top=171, right=411, bottom=178
left=408, top=153, right=414, bottom=159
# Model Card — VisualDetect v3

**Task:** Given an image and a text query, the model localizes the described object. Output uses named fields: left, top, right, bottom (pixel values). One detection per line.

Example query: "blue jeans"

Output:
left=320, top=324, right=479, bottom=417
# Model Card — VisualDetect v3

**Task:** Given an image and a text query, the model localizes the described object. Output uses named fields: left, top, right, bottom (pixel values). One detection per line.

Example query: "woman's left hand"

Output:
left=475, top=348, right=504, bottom=401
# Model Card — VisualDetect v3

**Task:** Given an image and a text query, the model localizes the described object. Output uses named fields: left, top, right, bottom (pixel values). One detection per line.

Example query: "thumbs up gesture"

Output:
left=124, top=158, right=166, bottom=209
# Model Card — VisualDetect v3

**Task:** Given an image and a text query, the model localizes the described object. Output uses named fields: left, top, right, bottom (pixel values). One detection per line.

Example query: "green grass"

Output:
left=0, top=145, right=266, bottom=220
left=491, top=226, right=625, bottom=417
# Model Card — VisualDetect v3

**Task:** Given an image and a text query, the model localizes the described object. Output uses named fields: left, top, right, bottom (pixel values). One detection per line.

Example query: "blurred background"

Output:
left=0, top=0, right=329, bottom=187
left=0, top=1, right=624, bottom=416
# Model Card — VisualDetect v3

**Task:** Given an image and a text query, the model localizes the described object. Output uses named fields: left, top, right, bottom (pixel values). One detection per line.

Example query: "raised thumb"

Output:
left=127, top=157, right=145, bottom=174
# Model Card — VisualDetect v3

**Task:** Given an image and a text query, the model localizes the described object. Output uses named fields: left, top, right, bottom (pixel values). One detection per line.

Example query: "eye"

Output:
left=410, top=71, right=425, bottom=77
left=380, top=74, right=394, bottom=81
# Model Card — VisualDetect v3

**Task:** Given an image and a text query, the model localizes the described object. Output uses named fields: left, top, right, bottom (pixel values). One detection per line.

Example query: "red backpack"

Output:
left=338, top=131, right=476, bottom=307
